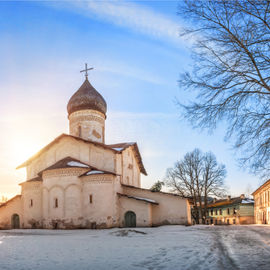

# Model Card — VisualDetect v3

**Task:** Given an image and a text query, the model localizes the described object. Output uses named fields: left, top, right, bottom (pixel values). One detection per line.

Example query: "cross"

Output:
left=80, top=63, right=93, bottom=79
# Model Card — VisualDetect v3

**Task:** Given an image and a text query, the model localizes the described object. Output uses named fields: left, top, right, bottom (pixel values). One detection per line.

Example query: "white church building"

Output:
left=0, top=70, right=191, bottom=229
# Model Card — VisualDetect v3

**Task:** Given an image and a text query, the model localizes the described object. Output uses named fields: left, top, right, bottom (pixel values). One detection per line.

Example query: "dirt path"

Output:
left=212, top=229, right=240, bottom=270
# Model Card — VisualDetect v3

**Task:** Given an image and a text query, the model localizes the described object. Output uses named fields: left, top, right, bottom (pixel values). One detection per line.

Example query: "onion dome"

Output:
left=67, top=78, right=107, bottom=116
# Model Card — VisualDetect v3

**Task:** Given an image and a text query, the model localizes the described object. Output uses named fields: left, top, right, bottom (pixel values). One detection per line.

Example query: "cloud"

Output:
left=99, top=62, right=166, bottom=85
left=49, top=0, right=183, bottom=46
left=109, top=111, right=178, bottom=119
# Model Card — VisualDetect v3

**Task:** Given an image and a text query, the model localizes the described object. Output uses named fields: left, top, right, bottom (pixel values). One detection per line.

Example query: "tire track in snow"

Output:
left=212, top=229, right=240, bottom=270
left=245, top=227, right=270, bottom=255
left=248, top=227, right=270, bottom=247
left=229, top=227, right=270, bottom=269
left=212, top=226, right=270, bottom=270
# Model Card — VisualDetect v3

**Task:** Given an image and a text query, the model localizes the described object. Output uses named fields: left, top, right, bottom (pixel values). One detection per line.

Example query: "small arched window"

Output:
left=30, top=199, right=33, bottom=207
left=55, top=198, right=58, bottom=208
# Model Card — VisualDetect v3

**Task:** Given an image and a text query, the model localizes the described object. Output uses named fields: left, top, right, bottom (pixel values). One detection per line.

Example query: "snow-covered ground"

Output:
left=1, top=225, right=270, bottom=270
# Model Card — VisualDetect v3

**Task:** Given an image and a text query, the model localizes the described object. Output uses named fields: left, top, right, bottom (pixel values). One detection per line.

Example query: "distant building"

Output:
left=206, top=194, right=254, bottom=225
left=252, top=180, right=270, bottom=224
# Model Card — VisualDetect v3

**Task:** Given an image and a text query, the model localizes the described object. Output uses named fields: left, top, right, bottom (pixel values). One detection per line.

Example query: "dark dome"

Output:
left=67, top=79, right=107, bottom=116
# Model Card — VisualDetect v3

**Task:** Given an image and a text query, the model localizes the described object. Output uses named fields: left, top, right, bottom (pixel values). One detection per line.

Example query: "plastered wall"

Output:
left=69, top=110, right=105, bottom=143
left=27, top=137, right=116, bottom=180
left=21, top=181, right=42, bottom=228
left=121, top=148, right=141, bottom=187
left=0, top=196, right=22, bottom=229
left=118, top=196, right=152, bottom=227
left=122, top=186, right=191, bottom=225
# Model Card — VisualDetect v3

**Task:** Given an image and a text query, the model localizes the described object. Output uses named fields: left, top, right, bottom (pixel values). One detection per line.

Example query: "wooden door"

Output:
left=11, top=214, right=20, bottom=229
left=125, top=211, right=136, bottom=227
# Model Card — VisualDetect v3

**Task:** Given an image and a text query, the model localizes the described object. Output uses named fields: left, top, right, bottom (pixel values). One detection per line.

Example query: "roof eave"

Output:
left=117, top=193, right=159, bottom=205
left=16, top=134, right=147, bottom=176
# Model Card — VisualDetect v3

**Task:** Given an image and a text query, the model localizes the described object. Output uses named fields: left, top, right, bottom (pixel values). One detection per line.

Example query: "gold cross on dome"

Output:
left=80, top=63, right=93, bottom=79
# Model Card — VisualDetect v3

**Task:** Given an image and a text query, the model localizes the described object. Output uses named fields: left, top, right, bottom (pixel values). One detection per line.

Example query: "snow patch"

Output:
left=133, top=196, right=156, bottom=203
left=1, top=226, right=270, bottom=269
left=86, top=170, right=105, bottom=175
left=112, top=147, right=124, bottom=151
left=67, top=161, right=89, bottom=168
left=241, top=198, right=254, bottom=203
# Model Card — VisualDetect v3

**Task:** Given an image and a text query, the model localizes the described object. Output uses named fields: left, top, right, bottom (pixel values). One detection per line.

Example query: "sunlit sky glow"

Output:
left=0, top=0, right=259, bottom=199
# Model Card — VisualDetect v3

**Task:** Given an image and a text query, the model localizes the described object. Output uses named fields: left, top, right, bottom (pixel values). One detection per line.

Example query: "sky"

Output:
left=0, top=0, right=259, bottom=199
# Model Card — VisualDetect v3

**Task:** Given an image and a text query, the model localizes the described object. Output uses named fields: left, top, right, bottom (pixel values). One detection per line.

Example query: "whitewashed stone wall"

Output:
left=0, top=196, right=23, bottom=229
left=42, top=168, right=85, bottom=229
left=26, top=137, right=116, bottom=180
left=69, top=110, right=105, bottom=143
left=118, top=196, right=152, bottom=227
left=81, top=174, right=121, bottom=228
left=21, top=181, right=42, bottom=228
left=121, top=148, right=141, bottom=187
left=122, top=186, right=191, bottom=226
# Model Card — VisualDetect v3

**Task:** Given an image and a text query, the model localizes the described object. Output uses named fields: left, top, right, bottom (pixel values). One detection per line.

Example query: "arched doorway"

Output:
left=124, top=211, right=136, bottom=227
left=11, top=214, right=20, bottom=229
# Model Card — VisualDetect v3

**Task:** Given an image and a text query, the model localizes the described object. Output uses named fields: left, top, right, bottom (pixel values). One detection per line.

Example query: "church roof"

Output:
left=107, top=142, right=147, bottom=175
left=0, top=195, right=21, bottom=208
left=122, top=184, right=191, bottom=199
left=108, top=142, right=135, bottom=152
left=19, top=176, right=42, bottom=185
left=80, top=169, right=117, bottom=177
left=38, top=157, right=91, bottom=175
left=16, top=134, right=147, bottom=175
left=207, top=196, right=254, bottom=208
left=117, top=193, right=159, bottom=205
left=34, top=156, right=116, bottom=177
left=27, top=176, right=42, bottom=182
left=67, top=78, right=107, bottom=116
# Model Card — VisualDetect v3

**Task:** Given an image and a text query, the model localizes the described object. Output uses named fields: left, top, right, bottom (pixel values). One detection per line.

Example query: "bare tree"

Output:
left=178, top=0, right=270, bottom=178
left=202, top=152, right=226, bottom=219
left=165, top=149, right=226, bottom=224
left=244, top=183, right=254, bottom=198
